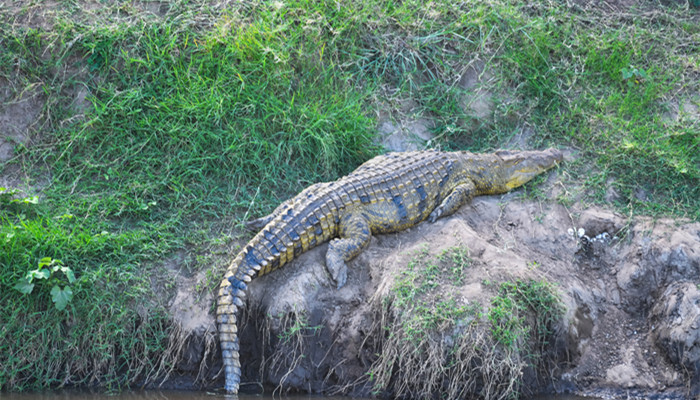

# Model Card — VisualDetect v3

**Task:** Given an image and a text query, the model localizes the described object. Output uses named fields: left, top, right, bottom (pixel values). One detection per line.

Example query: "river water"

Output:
left=1, top=390, right=598, bottom=400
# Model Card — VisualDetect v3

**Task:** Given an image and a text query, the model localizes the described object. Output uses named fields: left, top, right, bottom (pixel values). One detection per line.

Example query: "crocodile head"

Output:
left=494, top=148, right=563, bottom=191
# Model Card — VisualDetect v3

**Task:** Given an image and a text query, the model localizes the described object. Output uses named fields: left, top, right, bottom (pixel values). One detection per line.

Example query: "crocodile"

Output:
left=216, top=148, right=563, bottom=394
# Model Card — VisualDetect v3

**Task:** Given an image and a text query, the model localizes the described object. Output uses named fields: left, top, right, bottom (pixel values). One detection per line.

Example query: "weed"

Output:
left=260, top=310, right=322, bottom=396
left=370, top=248, right=562, bottom=400
left=14, top=257, right=76, bottom=311
left=277, top=312, right=323, bottom=345
left=621, top=65, right=650, bottom=87
left=488, top=280, right=562, bottom=352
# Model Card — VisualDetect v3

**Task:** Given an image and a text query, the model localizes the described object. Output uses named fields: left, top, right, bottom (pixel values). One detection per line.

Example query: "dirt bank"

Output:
left=166, top=188, right=699, bottom=398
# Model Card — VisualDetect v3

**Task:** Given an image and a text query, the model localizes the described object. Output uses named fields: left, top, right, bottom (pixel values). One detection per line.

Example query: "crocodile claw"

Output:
left=326, top=249, right=348, bottom=289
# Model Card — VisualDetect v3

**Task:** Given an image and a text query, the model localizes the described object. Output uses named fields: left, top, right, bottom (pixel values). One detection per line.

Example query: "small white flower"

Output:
left=577, top=228, right=585, bottom=238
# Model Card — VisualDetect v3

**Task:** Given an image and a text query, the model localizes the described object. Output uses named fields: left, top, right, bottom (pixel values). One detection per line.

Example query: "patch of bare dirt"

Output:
left=459, top=59, right=495, bottom=120
left=155, top=252, right=219, bottom=388
left=375, top=98, right=435, bottom=152
left=0, top=86, right=42, bottom=163
left=663, top=96, right=700, bottom=124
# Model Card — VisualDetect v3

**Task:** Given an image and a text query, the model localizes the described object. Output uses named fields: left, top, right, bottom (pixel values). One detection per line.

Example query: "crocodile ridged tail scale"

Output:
left=217, top=148, right=563, bottom=393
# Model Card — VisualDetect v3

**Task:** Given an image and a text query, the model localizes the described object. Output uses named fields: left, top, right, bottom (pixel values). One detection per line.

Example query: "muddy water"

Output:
left=1, top=390, right=598, bottom=400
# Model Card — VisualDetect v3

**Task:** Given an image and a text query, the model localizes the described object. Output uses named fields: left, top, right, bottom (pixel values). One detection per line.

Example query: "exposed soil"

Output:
left=0, top=85, right=42, bottom=163
left=163, top=176, right=699, bottom=398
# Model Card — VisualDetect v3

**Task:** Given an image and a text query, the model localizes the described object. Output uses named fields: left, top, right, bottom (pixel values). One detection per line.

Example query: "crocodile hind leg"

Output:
left=428, top=180, right=476, bottom=223
left=326, top=212, right=371, bottom=289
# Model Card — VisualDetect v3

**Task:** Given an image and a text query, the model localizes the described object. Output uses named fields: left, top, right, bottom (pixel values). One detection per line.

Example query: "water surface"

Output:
left=2, top=390, right=598, bottom=400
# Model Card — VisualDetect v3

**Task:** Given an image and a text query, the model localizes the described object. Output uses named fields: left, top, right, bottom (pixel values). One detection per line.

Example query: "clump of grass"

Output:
left=258, top=310, right=323, bottom=395
left=369, top=247, right=562, bottom=400
left=389, top=246, right=476, bottom=342
left=0, top=200, right=175, bottom=389
left=488, top=280, right=562, bottom=355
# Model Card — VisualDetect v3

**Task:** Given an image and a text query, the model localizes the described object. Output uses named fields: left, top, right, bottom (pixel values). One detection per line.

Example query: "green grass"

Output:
left=495, top=5, right=699, bottom=216
left=0, top=0, right=698, bottom=391
left=0, top=197, right=173, bottom=389
left=371, top=247, right=562, bottom=400
left=488, top=280, right=562, bottom=351
left=388, top=246, right=478, bottom=343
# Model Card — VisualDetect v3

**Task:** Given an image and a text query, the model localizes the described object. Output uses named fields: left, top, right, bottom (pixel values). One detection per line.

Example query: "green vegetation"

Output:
left=0, top=0, right=697, bottom=391
left=13, top=256, right=76, bottom=311
left=264, top=310, right=323, bottom=395
left=276, top=311, right=323, bottom=345
left=488, top=280, right=562, bottom=352
left=370, top=246, right=563, bottom=400
left=388, top=245, right=478, bottom=343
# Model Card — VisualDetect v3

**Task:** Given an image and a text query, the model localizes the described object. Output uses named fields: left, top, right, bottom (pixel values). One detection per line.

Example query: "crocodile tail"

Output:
left=217, top=244, right=265, bottom=393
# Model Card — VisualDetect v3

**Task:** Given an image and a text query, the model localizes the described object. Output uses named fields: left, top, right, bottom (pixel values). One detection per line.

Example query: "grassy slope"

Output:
left=0, top=0, right=698, bottom=391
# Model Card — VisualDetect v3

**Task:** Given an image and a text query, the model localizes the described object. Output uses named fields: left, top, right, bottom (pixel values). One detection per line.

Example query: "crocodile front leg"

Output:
left=428, top=180, right=476, bottom=223
left=326, top=212, right=371, bottom=289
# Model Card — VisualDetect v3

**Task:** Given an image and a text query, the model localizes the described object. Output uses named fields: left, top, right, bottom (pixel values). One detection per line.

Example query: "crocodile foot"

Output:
left=326, top=244, right=348, bottom=289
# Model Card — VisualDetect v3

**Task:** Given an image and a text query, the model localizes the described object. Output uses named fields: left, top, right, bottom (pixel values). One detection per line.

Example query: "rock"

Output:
left=605, top=179, right=622, bottom=204
left=0, top=89, right=42, bottom=162
left=663, top=230, right=700, bottom=280
left=634, top=188, right=649, bottom=202
left=605, top=364, right=641, bottom=388
left=650, top=282, right=700, bottom=382
left=377, top=118, right=434, bottom=152
left=578, top=208, right=625, bottom=238
left=616, top=261, right=657, bottom=312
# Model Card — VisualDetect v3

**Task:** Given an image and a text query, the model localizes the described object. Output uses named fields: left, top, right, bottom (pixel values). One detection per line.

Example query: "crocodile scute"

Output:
left=216, top=148, right=563, bottom=394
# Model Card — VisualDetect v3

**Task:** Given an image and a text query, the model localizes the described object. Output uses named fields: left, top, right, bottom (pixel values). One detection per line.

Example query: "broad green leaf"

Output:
left=14, top=278, right=34, bottom=294
left=23, top=196, right=39, bottom=204
left=50, top=285, right=73, bottom=311
left=59, top=266, right=76, bottom=284
left=38, top=257, right=53, bottom=268
left=28, top=268, right=51, bottom=281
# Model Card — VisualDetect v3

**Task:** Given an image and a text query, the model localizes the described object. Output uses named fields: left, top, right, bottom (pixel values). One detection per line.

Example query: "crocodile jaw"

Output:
left=496, top=148, right=563, bottom=190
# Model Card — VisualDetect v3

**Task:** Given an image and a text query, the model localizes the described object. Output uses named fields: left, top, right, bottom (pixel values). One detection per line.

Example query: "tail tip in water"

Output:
left=224, top=378, right=239, bottom=395
left=224, top=364, right=241, bottom=395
